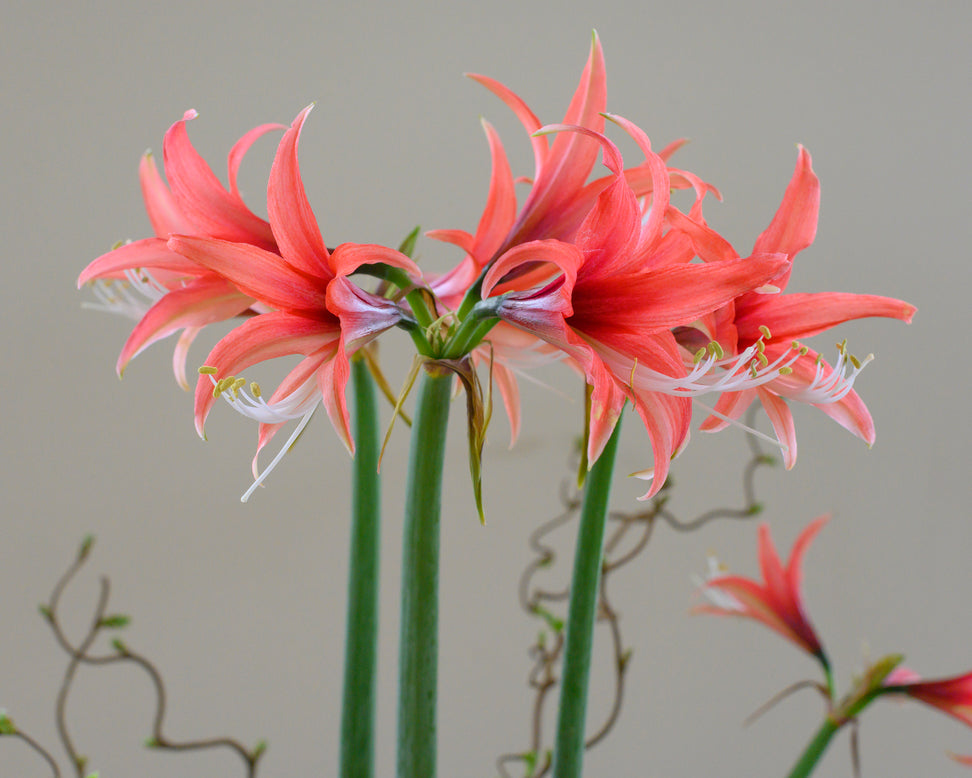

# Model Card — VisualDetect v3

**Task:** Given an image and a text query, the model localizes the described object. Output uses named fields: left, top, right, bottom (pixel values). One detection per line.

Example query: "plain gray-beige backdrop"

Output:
left=2, top=1, right=969, bottom=776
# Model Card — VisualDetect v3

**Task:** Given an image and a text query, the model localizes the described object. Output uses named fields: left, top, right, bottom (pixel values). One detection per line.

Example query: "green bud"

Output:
left=111, top=638, right=128, bottom=654
left=78, top=534, right=95, bottom=561
left=38, top=604, right=53, bottom=621
left=747, top=502, right=764, bottom=516
left=144, top=736, right=159, bottom=748
left=99, top=614, right=131, bottom=629
left=0, top=713, right=16, bottom=735
left=253, top=740, right=268, bottom=758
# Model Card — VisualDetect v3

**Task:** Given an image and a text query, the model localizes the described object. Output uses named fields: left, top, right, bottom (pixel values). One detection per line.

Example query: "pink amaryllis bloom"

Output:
left=78, top=110, right=283, bottom=387
left=695, top=515, right=830, bottom=662
left=882, top=666, right=972, bottom=765
left=478, top=125, right=791, bottom=497
left=668, top=147, right=916, bottom=467
left=166, top=106, right=421, bottom=499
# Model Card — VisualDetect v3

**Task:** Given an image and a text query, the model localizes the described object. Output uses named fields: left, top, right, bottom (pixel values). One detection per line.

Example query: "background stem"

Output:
left=397, top=369, right=452, bottom=778
left=551, top=419, right=623, bottom=778
left=340, top=357, right=383, bottom=778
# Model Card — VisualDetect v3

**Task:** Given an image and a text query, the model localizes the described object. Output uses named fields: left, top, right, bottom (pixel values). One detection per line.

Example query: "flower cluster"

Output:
left=697, top=516, right=972, bottom=766
left=78, top=34, right=914, bottom=501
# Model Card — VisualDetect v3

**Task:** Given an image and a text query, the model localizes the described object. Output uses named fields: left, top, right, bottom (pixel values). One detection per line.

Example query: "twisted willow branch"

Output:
left=0, top=538, right=267, bottom=778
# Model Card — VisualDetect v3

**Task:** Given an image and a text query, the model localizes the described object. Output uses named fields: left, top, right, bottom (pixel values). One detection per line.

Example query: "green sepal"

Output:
left=398, top=225, right=421, bottom=258
left=0, top=712, right=16, bottom=735
left=98, top=614, right=131, bottom=629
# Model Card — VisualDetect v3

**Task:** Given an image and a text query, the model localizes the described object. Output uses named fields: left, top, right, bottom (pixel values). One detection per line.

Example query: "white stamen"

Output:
left=241, top=408, right=316, bottom=503
left=692, top=554, right=744, bottom=612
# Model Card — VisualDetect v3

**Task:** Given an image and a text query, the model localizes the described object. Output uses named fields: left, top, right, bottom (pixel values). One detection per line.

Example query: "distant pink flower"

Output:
left=167, top=106, right=420, bottom=498
left=77, top=110, right=283, bottom=387
left=669, top=147, right=916, bottom=467
left=695, top=515, right=829, bottom=661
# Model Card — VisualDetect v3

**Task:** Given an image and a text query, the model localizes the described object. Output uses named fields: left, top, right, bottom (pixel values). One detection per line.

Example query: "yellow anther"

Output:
left=792, top=340, right=801, bottom=350
left=231, top=377, right=247, bottom=398
left=693, top=347, right=706, bottom=364
left=213, top=376, right=236, bottom=398
left=250, top=382, right=262, bottom=398
left=707, top=341, right=725, bottom=360
left=749, top=362, right=759, bottom=379
left=111, top=240, right=124, bottom=250
left=849, top=354, right=862, bottom=369
left=758, top=325, right=772, bottom=340
left=779, top=366, right=793, bottom=376
left=816, top=354, right=824, bottom=366
left=756, top=340, right=765, bottom=354
left=799, top=346, right=809, bottom=356
left=758, top=352, right=769, bottom=368
left=628, top=358, right=638, bottom=392
left=198, top=366, right=218, bottom=375
left=836, top=338, right=847, bottom=354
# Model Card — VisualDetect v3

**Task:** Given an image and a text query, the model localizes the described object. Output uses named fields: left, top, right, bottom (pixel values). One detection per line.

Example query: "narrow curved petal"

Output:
left=469, top=119, right=517, bottom=264
left=193, top=311, right=340, bottom=436
left=756, top=387, right=798, bottom=469
left=751, top=145, right=820, bottom=290
left=78, top=238, right=202, bottom=286
left=163, top=110, right=275, bottom=249
left=116, top=275, right=252, bottom=375
left=327, top=243, right=422, bottom=280
left=467, top=73, right=549, bottom=171
left=139, top=152, right=192, bottom=236
left=167, top=235, right=329, bottom=314
left=227, top=122, right=285, bottom=199
left=267, top=105, right=332, bottom=277
left=172, top=326, right=202, bottom=390
left=698, top=388, right=757, bottom=433
left=735, top=291, right=917, bottom=343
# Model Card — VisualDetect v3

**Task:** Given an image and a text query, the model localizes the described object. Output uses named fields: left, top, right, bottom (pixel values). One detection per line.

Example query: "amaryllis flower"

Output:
left=668, top=147, right=916, bottom=467
left=478, top=125, right=791, bottom=497
left=695, top=515, right=829, bottom=662
left=167, top=106, right=420, bottom=499
left=880, top=666, right=972, bottom=766
left=78, top=110, right=283, bottom=387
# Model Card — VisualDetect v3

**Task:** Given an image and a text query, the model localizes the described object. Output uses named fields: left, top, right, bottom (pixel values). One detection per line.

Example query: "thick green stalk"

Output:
left=397, top=369, right=452, bottom=778
left=340, top=357, right=382, bottom=778
left=785, top=717, right=841, bottom=778
left=552, top=419, right=623, bottom=778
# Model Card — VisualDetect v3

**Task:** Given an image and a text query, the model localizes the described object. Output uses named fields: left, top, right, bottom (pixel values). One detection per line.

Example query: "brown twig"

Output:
left=35, top=538, right=267, bottom=778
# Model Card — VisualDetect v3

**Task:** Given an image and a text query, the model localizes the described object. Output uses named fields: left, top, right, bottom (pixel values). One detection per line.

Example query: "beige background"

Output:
left=1, top=1, right=969, bottom=775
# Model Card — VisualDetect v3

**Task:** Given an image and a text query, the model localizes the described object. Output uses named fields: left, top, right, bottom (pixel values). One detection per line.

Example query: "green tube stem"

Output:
left=340, top=357, right=383, bottom=778
left=552, top=419, right=623, bottom=778
left=785, top=717, right=841, bottom=778
left=397, top=369, right=452, bottom=778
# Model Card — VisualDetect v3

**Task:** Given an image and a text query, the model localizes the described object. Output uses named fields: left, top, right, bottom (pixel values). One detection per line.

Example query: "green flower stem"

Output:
left=340, top=356, right=383, bottom=778
left=552, top=418, right=623, bottom=778
left=397, top=368, right=452, bottom=778
left=785, top=717, right=841, bottom=778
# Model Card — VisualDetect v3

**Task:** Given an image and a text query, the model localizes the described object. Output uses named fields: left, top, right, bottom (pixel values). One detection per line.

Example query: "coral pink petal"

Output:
left=665, top=206, right=739, bottom=263
left=267, top=105, right=332, bottom=277
left=116, top=276, right=252, bottom=376
left=605, top=114, right=671, bottom=252
left=78, top=238, right=202, bottom=286
left=227, top=122, right=285, bottom=199
left=631, top=390, right=691, bottom=499
left=756, top=387, right=798, bottom=469
left=163, top=111, right=275, bottom=249
left=173, top=326, right=202, bottom=390
left=327, top=243, right=422, bottom=280
left=470, top=119, right=517, bottom=263
left=425, top=229, right=476, bottom=255
left=490, top=361, right=521, bottom=447
left=482, top=240, right=585, bottom=300
left=751, top=145, right=820, bottom=290
left=735, top=292, right=917, bottom=343
left=467, top=73, right=549, bottom=170
left=139, top=153, right=192, bottom=236
left=326, top=277, right=408, bottom=348
left=569, top=254, right=790, bottom=336
left=193, top=311, right=340, bottom=435
left=167, top=235, right=329, bottom=314
left=318, top=346, right=354, bottom=454
left=785, top=515, right=831, bottom=596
